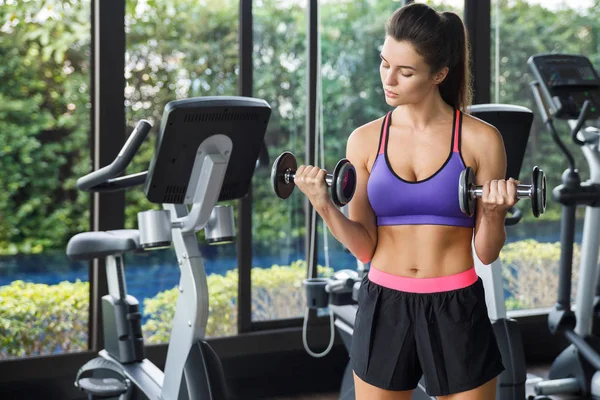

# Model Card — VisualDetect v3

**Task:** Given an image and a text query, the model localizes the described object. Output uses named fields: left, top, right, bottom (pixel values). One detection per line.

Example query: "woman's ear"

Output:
left=433, top=67, right=449, bottom=85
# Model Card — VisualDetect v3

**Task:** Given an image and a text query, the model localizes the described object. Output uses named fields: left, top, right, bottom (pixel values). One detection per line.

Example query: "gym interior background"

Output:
left=1, top=0, right=599, bottom=398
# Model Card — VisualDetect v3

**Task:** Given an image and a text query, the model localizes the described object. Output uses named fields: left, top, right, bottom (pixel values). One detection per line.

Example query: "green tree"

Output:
left=0, top=0, right=91, bottom=254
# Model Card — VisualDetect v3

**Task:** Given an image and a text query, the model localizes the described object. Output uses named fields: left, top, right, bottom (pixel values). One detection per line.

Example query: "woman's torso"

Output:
left=365, top=108, right=477, bottom=278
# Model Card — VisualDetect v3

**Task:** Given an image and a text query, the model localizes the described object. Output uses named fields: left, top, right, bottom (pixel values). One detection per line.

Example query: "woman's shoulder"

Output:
left=460, top=111, right=505, bottom=166
left=347, top=114, right=388, bottom=162
left=349, top=114, right=387, bottom=140
left=461, top=112, right=503, bottom=142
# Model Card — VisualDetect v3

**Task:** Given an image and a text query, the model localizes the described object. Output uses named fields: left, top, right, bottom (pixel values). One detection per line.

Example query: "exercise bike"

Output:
left=302, top=104, right=549, bottom=400
left=529, top=53, right=600, bottom=399
left=67, top=96, right=271, bottom=399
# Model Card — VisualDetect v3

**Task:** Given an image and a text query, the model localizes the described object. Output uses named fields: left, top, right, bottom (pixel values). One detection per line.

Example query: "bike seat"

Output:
left=67, top=230, right=142, bottom=260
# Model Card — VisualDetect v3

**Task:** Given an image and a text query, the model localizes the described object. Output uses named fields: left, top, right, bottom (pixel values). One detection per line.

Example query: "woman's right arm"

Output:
left=312, top=127, right=378, bottom=264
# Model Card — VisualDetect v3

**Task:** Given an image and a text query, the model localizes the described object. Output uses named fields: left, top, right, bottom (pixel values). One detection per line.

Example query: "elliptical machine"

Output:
left=529, top=53, right=600, bottom=399
left=302, top=104, right=545, bottom=400
left=68, top=97, right=271, bottom=399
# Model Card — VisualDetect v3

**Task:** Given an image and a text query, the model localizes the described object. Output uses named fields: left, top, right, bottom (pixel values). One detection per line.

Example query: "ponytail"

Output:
left=440, top=12, right=472, bottom=111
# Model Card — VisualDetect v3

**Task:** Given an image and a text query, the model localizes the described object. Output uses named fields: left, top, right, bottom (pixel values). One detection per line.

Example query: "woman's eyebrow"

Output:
left=379, top=53, right=417, bottom=70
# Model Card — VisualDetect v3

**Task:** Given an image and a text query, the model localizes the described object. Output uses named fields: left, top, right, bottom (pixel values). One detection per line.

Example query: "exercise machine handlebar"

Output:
left=77, top=120, right=152, bottom=192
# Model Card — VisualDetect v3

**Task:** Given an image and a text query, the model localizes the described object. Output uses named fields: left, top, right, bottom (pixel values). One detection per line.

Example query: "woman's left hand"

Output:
left=480, top=177, right=521, bottom=216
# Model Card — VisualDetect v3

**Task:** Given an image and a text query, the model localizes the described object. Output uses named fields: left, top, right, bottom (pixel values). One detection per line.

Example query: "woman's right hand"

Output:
left=293, top=165, right=331, bottom=211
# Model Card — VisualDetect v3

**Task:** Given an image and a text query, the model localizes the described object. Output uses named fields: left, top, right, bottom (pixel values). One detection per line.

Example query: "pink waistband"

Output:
left=368, top=266, right=478, bottom=294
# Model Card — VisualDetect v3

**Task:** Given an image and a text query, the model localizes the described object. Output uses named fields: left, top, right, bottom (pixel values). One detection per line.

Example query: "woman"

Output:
left=294, top=3, right=515, bottom=400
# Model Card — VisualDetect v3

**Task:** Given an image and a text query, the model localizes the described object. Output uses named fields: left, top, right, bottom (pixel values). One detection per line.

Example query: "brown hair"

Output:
left=385, top=3, right=473, bottom=110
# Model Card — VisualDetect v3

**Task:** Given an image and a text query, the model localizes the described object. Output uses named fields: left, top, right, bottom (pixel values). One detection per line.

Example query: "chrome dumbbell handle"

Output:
left=284, top=169, right=334, bottom=186
left=470, top=185, right=535, bottom=199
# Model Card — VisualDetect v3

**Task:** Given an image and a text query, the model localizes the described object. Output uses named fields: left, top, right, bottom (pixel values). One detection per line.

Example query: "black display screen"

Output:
left=529, top=54, right=600, bottom=120
left=539, top=57, right=600, bottom=87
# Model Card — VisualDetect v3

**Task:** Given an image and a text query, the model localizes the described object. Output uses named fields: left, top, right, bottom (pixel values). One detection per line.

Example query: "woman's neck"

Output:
left=394, top=93, right=453, bottom=131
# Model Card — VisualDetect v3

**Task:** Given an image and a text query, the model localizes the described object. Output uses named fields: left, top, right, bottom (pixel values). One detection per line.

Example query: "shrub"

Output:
left=142, top=268, right=240, bottom=343
left=142, top=260, right=333, bottom=343
left=0, top=262, right=334, bottom=355
left=252, top=260, right=334, bottom=321
left=0, top=280, right=88, bottom=358
left=501, top=239, right=581, bottom=310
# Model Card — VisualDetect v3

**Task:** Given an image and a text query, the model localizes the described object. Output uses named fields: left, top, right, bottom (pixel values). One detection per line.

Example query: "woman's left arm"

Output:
left=472, top=125, right=519, bottom=265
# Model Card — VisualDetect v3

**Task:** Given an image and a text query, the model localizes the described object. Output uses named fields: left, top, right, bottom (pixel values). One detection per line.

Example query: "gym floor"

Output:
left=268, top=365, right=584, bottom=399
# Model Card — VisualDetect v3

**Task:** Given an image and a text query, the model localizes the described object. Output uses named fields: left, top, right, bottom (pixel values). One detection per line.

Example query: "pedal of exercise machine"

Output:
left=75, top=357, right=131, bottom=399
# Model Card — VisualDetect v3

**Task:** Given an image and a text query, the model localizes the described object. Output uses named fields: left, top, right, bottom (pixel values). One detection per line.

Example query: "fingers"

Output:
left=307, top=166, right=321, bottom=180
left=295, top=165, right=314, bottom=182
left=316, top=169, right=328, bottom=182
left=294, top=165, right=327, bottom=185
left=295, top=165, right=306, bottom=179
left=483, top=180, right=503, bottom=205
left=482, top=178, right=518, bottom=207
left=481, top=180, right=491, bottom=201
left=506, top=178, right=518, bottom=202
left=496, top=180, right=507, bottom=204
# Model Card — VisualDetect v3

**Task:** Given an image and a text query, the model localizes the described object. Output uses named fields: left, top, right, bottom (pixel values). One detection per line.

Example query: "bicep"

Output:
left=346, top=132, right=378, bottom=242
left=474, top=128, right=507, bottom=232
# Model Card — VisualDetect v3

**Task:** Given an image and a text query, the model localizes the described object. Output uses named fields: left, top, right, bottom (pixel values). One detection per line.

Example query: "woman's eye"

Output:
left=402, top=74, right=413, bottom=78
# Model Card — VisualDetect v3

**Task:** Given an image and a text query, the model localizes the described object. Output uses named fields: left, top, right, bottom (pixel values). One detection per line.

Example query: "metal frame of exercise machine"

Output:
left=67, top=96, right=271, bottom=400
left=529, top=53, right=600, bottom=399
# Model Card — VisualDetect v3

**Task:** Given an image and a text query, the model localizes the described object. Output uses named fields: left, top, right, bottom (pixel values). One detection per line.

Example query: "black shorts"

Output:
left=350, top=274, right=505, bottom=396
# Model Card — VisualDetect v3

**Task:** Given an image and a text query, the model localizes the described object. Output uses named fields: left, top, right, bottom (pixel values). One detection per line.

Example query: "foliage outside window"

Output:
left=251, top=0, right=308, bottom=321
left=0, top=0, right=92, bottom=358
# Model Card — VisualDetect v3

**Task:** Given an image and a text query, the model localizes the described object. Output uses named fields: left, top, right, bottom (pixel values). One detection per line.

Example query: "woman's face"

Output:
left=379, top=36, right=446, bottom=106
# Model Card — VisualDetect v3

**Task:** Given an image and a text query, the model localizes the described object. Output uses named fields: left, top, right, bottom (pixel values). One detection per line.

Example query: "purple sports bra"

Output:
left=367, top=109, right=475, bottom=228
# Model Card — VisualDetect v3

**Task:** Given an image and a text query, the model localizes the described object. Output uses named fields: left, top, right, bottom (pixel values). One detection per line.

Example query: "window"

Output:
left=123, top=0, right=239, bottom=341
left=491, top=0, right=599, bottom=310
left=251, top=0, right=308, bottom=322
left=0, top=0, right=92, bottom=358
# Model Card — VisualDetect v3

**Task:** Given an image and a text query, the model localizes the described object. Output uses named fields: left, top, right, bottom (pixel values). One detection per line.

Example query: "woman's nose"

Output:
left=384, top=71, right=396, bottom=86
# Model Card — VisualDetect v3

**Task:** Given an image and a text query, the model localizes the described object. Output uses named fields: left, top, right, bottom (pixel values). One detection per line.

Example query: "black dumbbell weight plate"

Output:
left=458, top=167, right=476, bottom=216
left=331, top=159, right=357, bottom=207
left=271, top=151, right=297, bottom=199
left=531, top=166, right=546, bottom=218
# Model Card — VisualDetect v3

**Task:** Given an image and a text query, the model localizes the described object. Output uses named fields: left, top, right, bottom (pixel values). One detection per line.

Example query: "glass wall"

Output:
left=491, top=0, right=599, bottom=310
left=123, top=0, right=240, bottom=341
left=0, top=0, right=92, bottom=358
left=251, top=0, right=308, bottom=322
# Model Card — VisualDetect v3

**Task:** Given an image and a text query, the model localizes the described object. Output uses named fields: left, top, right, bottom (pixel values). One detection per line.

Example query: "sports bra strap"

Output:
left=378, top=112, right=391, bottom=155
left=452, top=109, right=461, bottom=153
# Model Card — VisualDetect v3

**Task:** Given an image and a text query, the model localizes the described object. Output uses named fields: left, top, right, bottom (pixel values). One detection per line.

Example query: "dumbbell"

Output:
left=271, top=151, right=357, bottom=207
left=458, top=166, right=546, bottom=218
